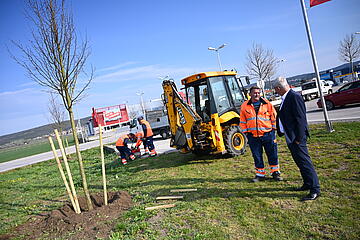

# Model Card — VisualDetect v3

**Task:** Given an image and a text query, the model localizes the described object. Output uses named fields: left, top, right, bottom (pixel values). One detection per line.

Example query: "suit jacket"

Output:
left=277, top=89, right=309, bottom=143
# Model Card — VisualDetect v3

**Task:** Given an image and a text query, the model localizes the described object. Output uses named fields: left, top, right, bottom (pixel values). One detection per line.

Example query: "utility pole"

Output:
left=136, top=91, right=146, bottom=119
left=300, top=0, right=334, bottom=132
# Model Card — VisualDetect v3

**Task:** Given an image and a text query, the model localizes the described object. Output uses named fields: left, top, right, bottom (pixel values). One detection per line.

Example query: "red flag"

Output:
left=310, top=0, right=331, bottom=7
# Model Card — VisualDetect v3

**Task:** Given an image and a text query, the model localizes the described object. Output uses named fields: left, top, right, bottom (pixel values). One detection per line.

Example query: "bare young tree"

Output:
left=48, top=93, right=66, bottom=134
left=245, top=43, right=278, bottom=92
left=48, top=93, right=68, bottom=154
left=11, top=0, right=93, bottom=210
left=339, top=34, right=360, bottom=81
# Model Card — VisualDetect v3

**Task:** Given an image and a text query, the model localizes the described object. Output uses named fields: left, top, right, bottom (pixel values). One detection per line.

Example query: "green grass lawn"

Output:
left=0, top=122, right=359, bottom=239
left=0, top=136, right=75, bottom=163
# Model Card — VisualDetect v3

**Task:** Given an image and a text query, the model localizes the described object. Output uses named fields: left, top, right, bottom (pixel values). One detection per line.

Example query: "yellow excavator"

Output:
left=162, top=71, right=248, bottom=156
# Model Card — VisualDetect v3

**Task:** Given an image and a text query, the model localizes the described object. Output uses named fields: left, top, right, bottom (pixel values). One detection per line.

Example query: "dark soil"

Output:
left=2, top=191, right=132, bottom=240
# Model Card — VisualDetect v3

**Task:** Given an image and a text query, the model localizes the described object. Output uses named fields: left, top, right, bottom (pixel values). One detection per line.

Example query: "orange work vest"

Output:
left=239, top=98, right=277, bottom=137
left=135, top=132, right=144, bottom=147
left=140, top=119, right=153, bottom=137
left=115, top=134, right=130, bottom=146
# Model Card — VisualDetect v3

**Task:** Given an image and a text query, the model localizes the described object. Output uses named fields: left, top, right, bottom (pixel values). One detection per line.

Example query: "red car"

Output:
left=317, top=80, right=360, bottom=110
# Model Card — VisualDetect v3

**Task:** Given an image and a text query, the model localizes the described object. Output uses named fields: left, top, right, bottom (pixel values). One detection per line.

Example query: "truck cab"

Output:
left=301, top=79, right=333, bottom=101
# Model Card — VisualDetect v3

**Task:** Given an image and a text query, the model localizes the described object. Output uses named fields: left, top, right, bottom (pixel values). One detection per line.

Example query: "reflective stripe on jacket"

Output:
left=115, top=134, right=130, bottom=147
left=140, top=119, right=153, bottom=137
left=239, top=97, right=277, bottom=137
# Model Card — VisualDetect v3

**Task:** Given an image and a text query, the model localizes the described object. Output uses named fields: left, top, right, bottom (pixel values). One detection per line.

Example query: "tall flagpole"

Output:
left=300, top=0, right=334, bottom=132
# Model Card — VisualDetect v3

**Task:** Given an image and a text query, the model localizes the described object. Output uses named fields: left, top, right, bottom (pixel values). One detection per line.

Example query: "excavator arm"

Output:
left=162, top=80, right=202, bottom=152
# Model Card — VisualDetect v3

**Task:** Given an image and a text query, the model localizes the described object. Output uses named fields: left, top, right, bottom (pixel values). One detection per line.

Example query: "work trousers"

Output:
left=116, top=146, right=133, bottom=160
left=287, top=137, right=320, bottom=194
left=143, top=139, right=148, bottom=150
left=145, top=136, right=155, bottom=151
left=247, top=130, right=278, bottom=171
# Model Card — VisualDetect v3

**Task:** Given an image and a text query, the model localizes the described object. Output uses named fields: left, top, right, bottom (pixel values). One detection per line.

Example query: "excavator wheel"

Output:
left=224, top=125, right=247, bottom=157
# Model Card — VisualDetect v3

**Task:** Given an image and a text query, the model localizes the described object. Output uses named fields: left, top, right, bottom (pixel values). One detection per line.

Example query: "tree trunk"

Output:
left=351, top=60, right=355, bottom=81
left=68, top=107, right=93, bottom=210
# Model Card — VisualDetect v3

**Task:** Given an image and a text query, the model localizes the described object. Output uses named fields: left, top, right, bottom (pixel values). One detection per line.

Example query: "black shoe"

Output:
left=271, top=171, right=283, bottom=181
left=301, top=192, right=320, bottom=201
left=251, top=176, right=265, bottom=183
left=294, top=185, right=310, bottom=191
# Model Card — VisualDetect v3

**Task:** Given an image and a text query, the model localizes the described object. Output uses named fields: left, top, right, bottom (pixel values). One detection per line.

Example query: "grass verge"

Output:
left=0, top=122, right=359, bottom=239
left=0, top=136, right=75, bottom=163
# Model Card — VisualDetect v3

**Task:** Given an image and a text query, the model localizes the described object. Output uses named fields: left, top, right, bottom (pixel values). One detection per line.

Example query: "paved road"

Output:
left=305, top=98, right=360, bottom=124
left=1, top=97, right=359, bottom=173
left=0, top=132, right=174, bottom=173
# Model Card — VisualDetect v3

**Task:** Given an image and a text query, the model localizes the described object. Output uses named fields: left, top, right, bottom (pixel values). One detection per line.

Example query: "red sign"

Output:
left=104, top=106, right=122, bottom=122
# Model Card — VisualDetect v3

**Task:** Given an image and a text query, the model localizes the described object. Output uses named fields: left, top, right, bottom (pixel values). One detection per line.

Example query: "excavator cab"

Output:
left=162, top=71, right=248, bottom=156
left=184, top=72, right=245, bottom=122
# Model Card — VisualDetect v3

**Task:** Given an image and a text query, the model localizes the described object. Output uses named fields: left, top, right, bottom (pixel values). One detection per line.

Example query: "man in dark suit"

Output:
left=274, top=77, right=320, bottom=201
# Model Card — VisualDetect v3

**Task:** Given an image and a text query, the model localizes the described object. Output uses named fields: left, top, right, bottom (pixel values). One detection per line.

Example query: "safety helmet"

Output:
left=137, top=116, right=144, bottom=121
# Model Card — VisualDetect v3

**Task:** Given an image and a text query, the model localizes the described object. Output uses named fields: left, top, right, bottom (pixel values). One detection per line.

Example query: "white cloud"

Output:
left=93, top=64, right=200, bottom=83
left=0, top=88, right=36, bottom=96
left=97, top=61, right=139, bottom=72
left=19, top=81, right=38, bottom=88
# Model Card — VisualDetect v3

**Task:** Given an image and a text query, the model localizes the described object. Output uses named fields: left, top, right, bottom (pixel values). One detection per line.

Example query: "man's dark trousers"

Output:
left=247, top=130, right=278, bottom=169
left=145, top=136, right=155, bottom=151
left=287, top=136, right=320, bottom=194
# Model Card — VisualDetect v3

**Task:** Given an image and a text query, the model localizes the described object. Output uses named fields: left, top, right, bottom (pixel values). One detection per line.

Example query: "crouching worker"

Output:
left=115, top=133, right=137, bottom=165
left=134, top=132, right=149, bottom=155
left=137, top=116, right=157, bottom=157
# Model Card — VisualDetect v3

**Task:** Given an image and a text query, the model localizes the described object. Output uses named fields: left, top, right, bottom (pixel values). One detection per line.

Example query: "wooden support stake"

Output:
left=145, top=204, right=176, bottom=211
left=65, top=137, right=69, bottom=158
left=54, top=129, right=81, bottom=214
left=170, top=189, right=197, bottom=193
left=48, top=136, right=77, bottom=212
left=156, top=196, right=184, bottom=200
left=99, top=125, right=108, bottom=205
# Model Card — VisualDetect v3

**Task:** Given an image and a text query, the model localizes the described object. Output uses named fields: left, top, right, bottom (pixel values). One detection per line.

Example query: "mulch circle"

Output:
left=1, top=191, right=132, bottom=240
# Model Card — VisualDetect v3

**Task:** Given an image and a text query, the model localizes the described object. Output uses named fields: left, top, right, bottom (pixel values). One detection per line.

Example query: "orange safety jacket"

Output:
left=134, top=132, right=144, bottom=148
left=140, top=119, right=153, bottom=137
left=115, top=134, right=131, bottom=147
left=239, top=98, right=277, bottom=137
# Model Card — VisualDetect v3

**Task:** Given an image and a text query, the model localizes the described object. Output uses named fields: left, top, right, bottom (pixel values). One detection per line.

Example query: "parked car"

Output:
left=317, top=80, right=360, bottom=110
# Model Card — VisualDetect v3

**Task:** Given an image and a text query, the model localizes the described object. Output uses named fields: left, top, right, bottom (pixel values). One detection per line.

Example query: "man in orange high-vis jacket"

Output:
left=134, top=132, right=149, bottom=155
left=115, top=133, right=137, bottom=165
left=137, top=116, right=157, bottom=156
left=240, top=86, right=282, bottom=182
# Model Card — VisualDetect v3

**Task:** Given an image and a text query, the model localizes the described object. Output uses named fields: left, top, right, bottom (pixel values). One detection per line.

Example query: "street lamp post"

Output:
left=277, top=59, right=286, bottom=77
left=136, top=91, right=146, bottom=119
left=208, top=44, right=227, bottom=71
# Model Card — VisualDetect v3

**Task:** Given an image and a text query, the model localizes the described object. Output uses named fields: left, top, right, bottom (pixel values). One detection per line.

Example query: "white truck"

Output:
left=301, top=79, right=333, bottom=101
left=129, top=109, right=171, bottom=139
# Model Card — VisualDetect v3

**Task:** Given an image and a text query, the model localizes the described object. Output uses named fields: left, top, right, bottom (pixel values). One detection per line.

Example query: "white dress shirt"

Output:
left=279, top=89, right=291, bottom=134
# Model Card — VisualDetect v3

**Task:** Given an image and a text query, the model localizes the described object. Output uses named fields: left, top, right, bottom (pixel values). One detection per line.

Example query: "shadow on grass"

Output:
left=86, top=151, right=222, bottom=175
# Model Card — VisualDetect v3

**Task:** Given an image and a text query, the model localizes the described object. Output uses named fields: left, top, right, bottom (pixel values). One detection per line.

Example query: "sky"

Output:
left=0, top=0, right=359, bottom=136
